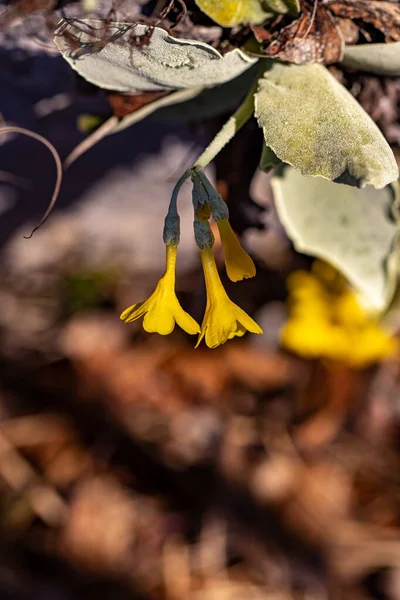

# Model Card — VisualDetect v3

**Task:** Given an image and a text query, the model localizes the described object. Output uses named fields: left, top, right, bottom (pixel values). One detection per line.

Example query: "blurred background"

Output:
left=1, top=1, right=400, bottom=599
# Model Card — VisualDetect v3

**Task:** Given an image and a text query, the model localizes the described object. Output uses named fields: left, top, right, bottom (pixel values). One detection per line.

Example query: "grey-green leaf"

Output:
left=342, top=42, right=400, bottom=76
left=54, top=20, right=257, bottom=93
left=263, top=0, right=289, bottom=13
left=254, top=62, right=398, bottom=189
left=272, top=166, right=399, bottom=310
left=283, top=0, right=300, bottom=14
left=259, top=144, right=281, bottom=172
left=264, top=0, right=299, bottom=14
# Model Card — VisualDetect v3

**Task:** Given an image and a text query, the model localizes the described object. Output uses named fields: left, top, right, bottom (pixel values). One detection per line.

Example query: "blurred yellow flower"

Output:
left=120, top=243, right=200, bottom=336
left=217, top=218, right=256, bottom=282
left=281, top=263, right=398, bottom=367
left=197, top=246, right=262, bottom=348
left=194, top=0, right=267, bottom=27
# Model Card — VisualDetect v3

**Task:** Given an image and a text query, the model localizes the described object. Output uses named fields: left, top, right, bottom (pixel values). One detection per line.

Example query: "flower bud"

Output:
left=194, top=218, right=214, bottom=249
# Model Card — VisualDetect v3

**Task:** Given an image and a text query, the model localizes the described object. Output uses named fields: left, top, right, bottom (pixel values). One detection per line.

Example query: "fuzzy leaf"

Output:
left=54, top=20, right=257, bottom=93
left=259, top=144, right=281, bottom=172
left=264, top=0, right=290, bottom=13
left=254, top=62, right=398, bottom=189
left=342, top=42, right=400, bottom=76
left=272, top=166, right=399, bottom=310
left=194, top=0, right=269, bottom=27
left=283, top=0, right=300, bottom=14
left=64, top=65, right=261, bottom=168
left=264, top=0, right=300, bottom=15
left=156, top=63, right=260, bottom=123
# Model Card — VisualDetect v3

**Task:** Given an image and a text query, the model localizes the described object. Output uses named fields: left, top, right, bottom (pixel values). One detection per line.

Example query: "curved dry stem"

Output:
left=0, top=125, right=62, bottom=238
left=0, top=171, right=30, bottom=189
left=63, top=116, right=118, bottom=170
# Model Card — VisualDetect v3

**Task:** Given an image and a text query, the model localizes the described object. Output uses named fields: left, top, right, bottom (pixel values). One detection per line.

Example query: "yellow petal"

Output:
left=281, top=319, right=336, bottom=359
left=121, top=243, right=200, bottom=336
left=347, top=327, right=398, bottom=367
left=204, top=315, right=235, bottom=348
left=217, top=218, right=256, bottom=282
left=282, top=263, right=398, bottom=367
left=174, top=304, right=201, bottom=335
left=195, top=329, right=206, bottom=349
left=229, top=323, right=247, bottom=339
left=194, top=0, right=268, bottom=26
left=197, top=247, right=262, bottom=348
left=234, top=305, right=263, bottom=335
left=334, top=292, right=370, bottom=327
left=143, top=301, right=176, bottom=335
left=120, top=298, right=152, bottom=322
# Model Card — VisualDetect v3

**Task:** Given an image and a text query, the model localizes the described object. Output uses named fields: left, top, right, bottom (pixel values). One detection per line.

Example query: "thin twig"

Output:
left=0, top=126, right=62, bottom=238
left=0, top=170, right=30, bottom=189
left=301, top=0, right=319, bottom=40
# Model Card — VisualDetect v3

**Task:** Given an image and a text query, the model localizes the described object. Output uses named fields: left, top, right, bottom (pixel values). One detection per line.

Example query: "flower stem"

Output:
left=163, top=169, right=192, bottom=245
left=168, top=169, right=191, bottom=216
left=193, top=76, right=259, bottom=170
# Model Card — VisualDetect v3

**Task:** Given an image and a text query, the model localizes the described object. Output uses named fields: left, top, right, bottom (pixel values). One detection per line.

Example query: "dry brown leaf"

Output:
left=162, top=346, right=232, bottom=404
left=0, top=0, right=54, bottom=27
left=106, top=90, right=171, bottom=118
left=0, top=414, right=74, bottom=448
left=326, top=0, right=400, bottom=42
left=45, top=445, right=92, bottom=488
left=294, top=365, right=370, bottom=451
left=251, top=455, right=301, bottom=504
left=261, top=4, right=344, bottom=64
left=335, top=17, right=359, bottom=44
left=224, top=345, right=298, bottom=391
left=62, top=476, right=137, bottom=574
left=281, top=460, right=351, bottom=546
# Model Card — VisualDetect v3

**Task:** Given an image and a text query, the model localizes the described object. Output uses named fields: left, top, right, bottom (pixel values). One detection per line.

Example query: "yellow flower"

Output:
left=286, top=271, right=331, bottom=320
left=194, top=0, right=268, bottom=27
left=334, top=291, right=370, bottom=328
left=349, top=325, right=398, bottom=367
left=196, top=246, right=262, bottom=348
left=120, top=243, right=200, bottom=336
left=281, top=263, right=398, bottom=368
left=281, top=318, right=348, bottom=361
left=217, top=218, right=256, bottom=282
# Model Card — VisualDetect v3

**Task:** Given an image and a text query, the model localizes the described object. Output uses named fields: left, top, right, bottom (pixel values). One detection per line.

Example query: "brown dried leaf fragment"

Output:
left=325, top=0, right=400, bottom=42
left=262, top=4, right=344, bottom=65
left=346, top=73, right=400, bottom=147
left=0, top=0, right=54, bottom=28
left=251, top=23, right=273, bottom=43
left=106, top=90, right=171, bottom=118
left=335, top=17, right=359, bottom=44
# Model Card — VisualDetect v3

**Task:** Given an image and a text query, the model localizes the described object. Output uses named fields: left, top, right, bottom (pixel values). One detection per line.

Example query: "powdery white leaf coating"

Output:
left=194, top=0, right=269, bottom=27
left=342, top=42, right=400, bottom=77
left=272, top=166, right=399, bottom=310
left=54, top=20, right=257, bottom=93
left=254, top=63, right=399, bottom=189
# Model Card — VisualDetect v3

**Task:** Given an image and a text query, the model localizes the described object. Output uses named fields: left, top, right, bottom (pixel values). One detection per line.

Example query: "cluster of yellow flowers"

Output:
left=281, top=262, right=398, bottom=367
left=120, top=169, right=262, bottom=348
